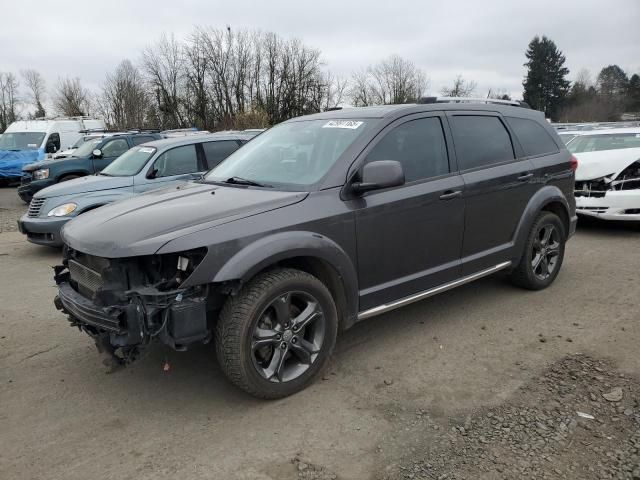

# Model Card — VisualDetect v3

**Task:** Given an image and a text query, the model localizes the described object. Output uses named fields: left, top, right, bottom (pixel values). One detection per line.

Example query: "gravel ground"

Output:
left=0, top=186, right=26, bottom=233
left=380, top=354, right=640, bottom=480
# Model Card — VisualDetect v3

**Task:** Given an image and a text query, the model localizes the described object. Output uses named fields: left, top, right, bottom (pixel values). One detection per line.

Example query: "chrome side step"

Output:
left=357, top=261, right=512, bottom=321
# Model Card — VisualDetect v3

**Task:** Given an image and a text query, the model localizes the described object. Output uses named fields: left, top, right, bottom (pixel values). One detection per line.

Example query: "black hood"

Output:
left=61, top=181, right=307, bottom=258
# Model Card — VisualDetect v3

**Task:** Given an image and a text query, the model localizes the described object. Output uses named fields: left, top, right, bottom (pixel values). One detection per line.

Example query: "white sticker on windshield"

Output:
left=322, top=120, right=363, bottom=130
left=139, top=147, right=155, bottom=153
left=28, top=143, right=37, bottom=148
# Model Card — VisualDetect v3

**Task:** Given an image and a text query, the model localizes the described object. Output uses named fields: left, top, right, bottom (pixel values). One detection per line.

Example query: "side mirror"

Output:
left=92, top=149, right=103, bottom=158
left=147, top=168, right=159, bottom=179
left=45, top=142, right=57, bottom=154
left=352, top=160, right=405, bottom=194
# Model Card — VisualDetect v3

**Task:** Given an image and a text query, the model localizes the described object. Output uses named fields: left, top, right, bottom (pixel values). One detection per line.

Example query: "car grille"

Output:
left=68, top=259, right=103, bottom=295
left=577, top=206, right=608, bottom=214
left=27, top=197, right=46, bottom=217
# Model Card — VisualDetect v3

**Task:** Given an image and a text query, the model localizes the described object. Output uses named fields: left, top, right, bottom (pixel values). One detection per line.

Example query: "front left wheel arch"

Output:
left=203, top=232, right=360, bottom=328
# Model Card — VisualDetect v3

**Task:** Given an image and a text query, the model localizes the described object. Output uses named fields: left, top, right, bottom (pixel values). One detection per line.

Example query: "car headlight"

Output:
left=47, top=203, right=77, bottom=217
left=33, top=169, right=50, bottom=180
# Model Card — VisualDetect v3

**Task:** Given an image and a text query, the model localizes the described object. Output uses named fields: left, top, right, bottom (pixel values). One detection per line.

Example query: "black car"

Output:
left=53, top=99, right=577, bottom=399
left=18, top=132, right=162, bottom=202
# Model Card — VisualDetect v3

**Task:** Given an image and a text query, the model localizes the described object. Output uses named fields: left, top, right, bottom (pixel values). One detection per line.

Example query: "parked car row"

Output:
left=44, top=98, right=579, bottom=399
left=18, top=131, right=257, bottom=246
left=0, top=117, right=106, bottom=182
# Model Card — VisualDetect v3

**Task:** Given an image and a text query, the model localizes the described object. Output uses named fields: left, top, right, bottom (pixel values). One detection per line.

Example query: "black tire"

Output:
left=59, top=174, right=81, bottom=183
left=509, top=211, right=566, bottom=290
left=215, top=268, right=338, bottom=399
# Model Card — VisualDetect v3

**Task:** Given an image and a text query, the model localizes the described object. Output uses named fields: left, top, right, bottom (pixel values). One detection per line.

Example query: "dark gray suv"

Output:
left=54, top=100, right=577, bottom=398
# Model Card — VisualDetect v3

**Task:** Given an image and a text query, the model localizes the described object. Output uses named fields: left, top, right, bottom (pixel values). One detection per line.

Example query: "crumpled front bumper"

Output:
left=53, top=265, right=210, bottom=362
left=575, top=191, right=640, bottom=221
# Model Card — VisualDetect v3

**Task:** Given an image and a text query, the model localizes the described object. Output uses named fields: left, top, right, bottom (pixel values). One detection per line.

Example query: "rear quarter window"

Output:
left=506, top=117, right=559, bottom=157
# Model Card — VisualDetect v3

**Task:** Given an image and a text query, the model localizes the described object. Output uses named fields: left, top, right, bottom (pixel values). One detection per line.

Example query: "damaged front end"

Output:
left=54, top=246, right=215, bottom=367
left=574, top=160, right=640, bottom=220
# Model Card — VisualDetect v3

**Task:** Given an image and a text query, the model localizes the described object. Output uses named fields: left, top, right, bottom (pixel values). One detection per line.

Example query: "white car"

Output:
left=570, top=128, right=640, bottom=221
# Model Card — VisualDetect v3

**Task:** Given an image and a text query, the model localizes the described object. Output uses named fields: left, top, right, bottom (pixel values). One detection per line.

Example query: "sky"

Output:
left=1, top=0, right=639, bottom=109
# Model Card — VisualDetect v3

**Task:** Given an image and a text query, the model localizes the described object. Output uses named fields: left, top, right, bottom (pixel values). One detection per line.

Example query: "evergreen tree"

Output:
left=522, top=36, right=570, bottom=121
left=596, top=65, right=629, bottom=120
left=628, top=74, right=640, bottom=112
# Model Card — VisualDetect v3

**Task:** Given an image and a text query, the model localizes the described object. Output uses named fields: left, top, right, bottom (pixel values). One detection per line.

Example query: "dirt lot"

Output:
left=0, top=185, right=639, bottom=479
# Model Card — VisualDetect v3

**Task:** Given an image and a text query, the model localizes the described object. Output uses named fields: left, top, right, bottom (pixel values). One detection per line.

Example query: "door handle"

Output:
left=517, top=172, right=534, bottom=181
left=439, top=190, right=462, bottom=200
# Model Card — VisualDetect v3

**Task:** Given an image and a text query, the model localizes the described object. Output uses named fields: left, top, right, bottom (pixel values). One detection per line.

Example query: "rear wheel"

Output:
left=215, top=268, right=338, bottom=399
left=509, top=211, right=566, bottom=290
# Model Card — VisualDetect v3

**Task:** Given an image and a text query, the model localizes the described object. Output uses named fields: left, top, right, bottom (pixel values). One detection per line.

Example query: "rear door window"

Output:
left=366, top=117, right=450, bottom=183
left=202, top=140, right=241, bottom=168
left=449, top=115, right=515, bottom=170
left=153, top=144, right=198, bottom=177
left=506, top=117, right=559, bottom=156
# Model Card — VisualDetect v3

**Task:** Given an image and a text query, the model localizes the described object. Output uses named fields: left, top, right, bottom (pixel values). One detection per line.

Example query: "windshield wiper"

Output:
left=99, top=172, right=113, bottom=176
left=223, top=176, right=271, bottom=188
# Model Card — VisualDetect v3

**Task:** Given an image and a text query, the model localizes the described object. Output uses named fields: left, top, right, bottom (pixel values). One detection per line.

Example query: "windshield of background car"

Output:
left=205, top=119, right=375, bottom=189
left=100, top=146, right=157, bottom=176
left=0, top=132, right=46, bottom=150
left=568, top=133, right=640, bottom=153
left=70, top=136, right=99, bottom=149
left=71, top=138, right=103, bottom=157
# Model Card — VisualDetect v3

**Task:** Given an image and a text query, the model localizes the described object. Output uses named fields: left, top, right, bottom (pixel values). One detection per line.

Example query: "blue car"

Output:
left=18, top=132, right=254, bottom=246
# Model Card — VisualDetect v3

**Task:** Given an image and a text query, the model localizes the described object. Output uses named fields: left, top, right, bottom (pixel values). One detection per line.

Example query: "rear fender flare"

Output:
left=211, top=231, right=359, bottom=326
left=511, top=185, right=570, bottom=263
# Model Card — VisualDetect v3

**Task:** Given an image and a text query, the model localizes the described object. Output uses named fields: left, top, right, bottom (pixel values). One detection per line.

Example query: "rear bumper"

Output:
left=575, top=191, right=640, bottom=221
left=18, top=214, right=69, bottom=247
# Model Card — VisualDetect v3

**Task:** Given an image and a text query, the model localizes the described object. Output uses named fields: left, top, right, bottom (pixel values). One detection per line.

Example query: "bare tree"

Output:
left=349, top=55, right=428, bottom=106
left=0, top=72, right=20, bottom=131
left=99, top=60, right=149, bottom=129
left=142, top=33, right=187, bottom=129
left=53, top=77, right=90, bottom=116
left=441, top=75, right=477, bottom=97
left=20, top=69, right=46, bottom=118
left=486, top=88, right=511, bottom=100
left=322, top=72, right=347, bottom=110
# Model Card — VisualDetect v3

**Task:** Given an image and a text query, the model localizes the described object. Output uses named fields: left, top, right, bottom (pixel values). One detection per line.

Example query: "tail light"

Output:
left=570, top=155, right=578, bottom=172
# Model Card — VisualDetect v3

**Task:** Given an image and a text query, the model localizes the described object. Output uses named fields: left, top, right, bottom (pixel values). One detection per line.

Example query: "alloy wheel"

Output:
left=531, top=224, right=561, bottom=281
left=251, top=291, right=326, bottom=383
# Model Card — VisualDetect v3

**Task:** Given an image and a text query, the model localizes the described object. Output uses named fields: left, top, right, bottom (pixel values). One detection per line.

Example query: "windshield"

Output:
left=559, top=133, right=577, bottom=145
left=205, top=119, right=374, bottom=189
left=568, top=133, right=640, bottom=153
left=70, top=136, right=98, bottom=149
left=71, top=138, right=103, bottom=157
left=101, top=146, right=157, bottom=176
left=0, top=132, right=46, bottom=150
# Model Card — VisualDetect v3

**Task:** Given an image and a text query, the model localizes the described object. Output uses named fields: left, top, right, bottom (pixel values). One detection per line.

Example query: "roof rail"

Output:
left=417, top=96, right=528, bottom=108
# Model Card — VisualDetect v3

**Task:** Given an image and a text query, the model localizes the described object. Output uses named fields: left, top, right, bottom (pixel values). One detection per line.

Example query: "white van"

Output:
left=0, top=117, right=105, bottom=180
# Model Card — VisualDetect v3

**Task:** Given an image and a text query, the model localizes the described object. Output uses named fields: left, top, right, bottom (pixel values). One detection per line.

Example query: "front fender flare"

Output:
left=211, top=231, right=359, bottom=326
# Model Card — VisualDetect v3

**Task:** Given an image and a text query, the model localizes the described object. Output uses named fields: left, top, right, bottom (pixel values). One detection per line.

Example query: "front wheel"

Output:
left=215, top=268, right=338, bottom=399
left=509, top=211, right=566, bottom=290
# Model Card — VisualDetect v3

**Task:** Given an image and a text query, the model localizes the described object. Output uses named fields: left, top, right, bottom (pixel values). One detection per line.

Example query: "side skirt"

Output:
left=357, top=261, right=512, bottom=321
